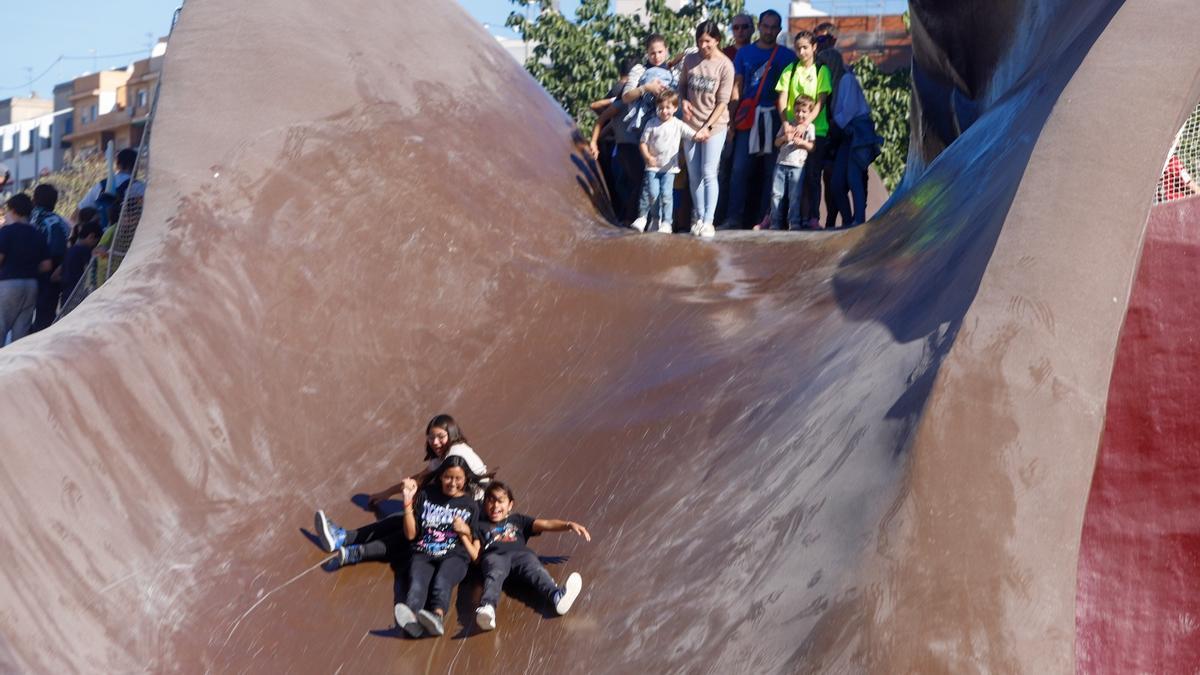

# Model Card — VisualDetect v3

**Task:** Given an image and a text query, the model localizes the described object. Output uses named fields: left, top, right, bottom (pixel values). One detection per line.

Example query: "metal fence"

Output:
left=57, top=4, right=183, bottom=320
left=1155, top=100, right=1200, bottom=204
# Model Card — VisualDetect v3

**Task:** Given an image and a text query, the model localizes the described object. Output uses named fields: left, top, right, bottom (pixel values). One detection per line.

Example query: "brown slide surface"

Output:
left=1, top=1, right=1198, bottom=672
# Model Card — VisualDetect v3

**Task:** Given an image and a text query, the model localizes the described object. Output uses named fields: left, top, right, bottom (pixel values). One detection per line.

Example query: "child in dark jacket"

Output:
left=469, top=481, right=591, bottom=631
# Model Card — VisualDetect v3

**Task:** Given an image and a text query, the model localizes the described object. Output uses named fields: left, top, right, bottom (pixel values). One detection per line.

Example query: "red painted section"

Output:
left=1077, top=196, right=1200, bottom=673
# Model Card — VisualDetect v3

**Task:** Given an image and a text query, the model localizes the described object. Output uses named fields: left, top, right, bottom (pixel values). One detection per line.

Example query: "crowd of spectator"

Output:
left=588, top=11, right=883, bottom=238
left=0, top=147, right=142, bottom=345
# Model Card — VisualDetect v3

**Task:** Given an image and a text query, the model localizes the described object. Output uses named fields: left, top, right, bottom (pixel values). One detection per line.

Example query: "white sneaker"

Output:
left=630, top=216, right=647, bottom=232
left=476, top=604, right=497, bottom=631
left=657, top=221, right=673, bottom=234
left=697, top=222, right=716, bottom=238
left=689, top=220, right=701, bottom=235
left=394, top=603, right=423, bottom=638
left=553, top=572, right=583, bottom=615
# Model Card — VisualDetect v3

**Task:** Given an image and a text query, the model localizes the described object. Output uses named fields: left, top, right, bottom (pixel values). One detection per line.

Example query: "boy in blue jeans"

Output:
left=763, top=95, right=816, bottom=231
left=631, top=90, right=695, bottom=233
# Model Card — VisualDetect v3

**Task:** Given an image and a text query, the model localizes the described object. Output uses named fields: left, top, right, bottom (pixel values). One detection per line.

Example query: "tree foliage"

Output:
left=507, top=0, right=745, bottom=132
left=852, top=56, right=910, bottom=191
left=507, top=0, right=912, bottom=190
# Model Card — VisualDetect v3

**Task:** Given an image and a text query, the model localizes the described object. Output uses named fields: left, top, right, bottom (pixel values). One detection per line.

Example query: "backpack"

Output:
left=94, top=177, right=131, bottom=229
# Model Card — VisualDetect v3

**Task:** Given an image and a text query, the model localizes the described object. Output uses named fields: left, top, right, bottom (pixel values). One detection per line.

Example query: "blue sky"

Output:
left=2, top=1, right=906, bottom=100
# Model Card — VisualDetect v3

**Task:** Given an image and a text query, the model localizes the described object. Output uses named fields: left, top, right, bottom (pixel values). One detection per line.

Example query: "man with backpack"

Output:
left=29, top=184, right=70, bottom=331
left=78, top=148, right=145, bottom=228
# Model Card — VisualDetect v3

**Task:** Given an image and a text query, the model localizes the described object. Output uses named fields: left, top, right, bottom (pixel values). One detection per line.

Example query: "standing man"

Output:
left=721, top=10, right=795, bottom=230
left=724, top=13, right=754, bottom=60
left=29, top=184, right=70, bottom=331
left=0, top=194, right=51, bottom=344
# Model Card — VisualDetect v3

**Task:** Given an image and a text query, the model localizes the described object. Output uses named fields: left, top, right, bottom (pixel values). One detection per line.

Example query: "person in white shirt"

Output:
left=77, top=148, right=147, bottom=212
left=313, top=413, right=491, bottom=555
left=630, top=90, right=696, bottom=234
left=763, top=95, right=816, bottom=231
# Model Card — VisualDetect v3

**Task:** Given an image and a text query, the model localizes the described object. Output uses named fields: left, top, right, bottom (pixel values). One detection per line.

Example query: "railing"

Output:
left=57, top=3, right=184, bottom=320
left=1155, top=100, right=1200, bottom=205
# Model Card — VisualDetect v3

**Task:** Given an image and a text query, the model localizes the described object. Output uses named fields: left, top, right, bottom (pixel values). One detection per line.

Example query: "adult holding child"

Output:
left=776, top=30, right=832, bottom=229
left=677, top=20, right=734, bottom=238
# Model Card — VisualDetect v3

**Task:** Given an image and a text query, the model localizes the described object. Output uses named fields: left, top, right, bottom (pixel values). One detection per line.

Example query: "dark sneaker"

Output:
left=417, top=609, right=445, bottom=637
left=326, top=545, right=363, bottom=570
left=552, top=572, right=583, bottom=615
left=394, top=603, right=423, bottom=638
left=475, top=604, right=496, bottom=631
left=314, top=510, right=347, bottom=553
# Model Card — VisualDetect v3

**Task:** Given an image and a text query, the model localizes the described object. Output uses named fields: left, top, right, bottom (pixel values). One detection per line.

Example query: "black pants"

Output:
left=405, top=552, right=469, bottom=613
left=30, top=273, right=60, bottom=332
left=613, top=143, right=645, bottom=224
left=802, top=135, right=831, bottom=223
left=345, top=516, right=409, bottom=561
left=480, top=548, right=559, bottom=608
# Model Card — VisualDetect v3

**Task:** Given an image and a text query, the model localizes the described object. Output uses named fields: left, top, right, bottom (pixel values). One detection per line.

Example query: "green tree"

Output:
left=852, top=55, right=910, bottom=191
left=507, top=0, right=745, bottom=133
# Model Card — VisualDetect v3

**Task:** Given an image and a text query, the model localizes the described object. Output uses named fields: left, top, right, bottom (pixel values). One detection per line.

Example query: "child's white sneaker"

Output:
left=417, top=609, right=445, bottom=637
left=630, top=216, right=648, bottom=232
left=476, top=604, right=497, bottom=631
left=394, top=603, right=423, bottom=638
left=689, top=220, right=701, bottom=235
left=697, top=222, right=716, bottom=238
left=657, top=221, right=673, bottom=234
left=552, top=572, right=583, bottom=615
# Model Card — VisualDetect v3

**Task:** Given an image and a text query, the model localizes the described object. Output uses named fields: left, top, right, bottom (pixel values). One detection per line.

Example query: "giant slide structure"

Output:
left=1, top=0, right=1198, bottom=672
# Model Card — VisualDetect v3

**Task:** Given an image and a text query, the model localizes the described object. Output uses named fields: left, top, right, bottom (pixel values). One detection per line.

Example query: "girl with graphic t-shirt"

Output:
left=468, top=481, right=591, bottom=632
left=392, top=456, right=481, bottom=638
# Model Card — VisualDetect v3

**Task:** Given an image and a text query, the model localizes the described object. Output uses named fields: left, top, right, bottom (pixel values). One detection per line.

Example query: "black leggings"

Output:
left=343, top=516, right=410, bottom=560
left=480, top=548, right=559, bottom=608
left=405, top=553, right=469, bottom=613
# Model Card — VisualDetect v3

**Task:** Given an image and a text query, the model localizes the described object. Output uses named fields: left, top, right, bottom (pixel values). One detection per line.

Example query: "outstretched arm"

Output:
left=532, top=518, right=592, bottom=541
left=367, top=467, right=431, bottom=507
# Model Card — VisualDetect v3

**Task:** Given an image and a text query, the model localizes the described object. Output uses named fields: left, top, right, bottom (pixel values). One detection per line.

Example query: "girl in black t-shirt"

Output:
left=390, top=455, right=481, bottom=638
left=468, top=481, right=592, bottom=632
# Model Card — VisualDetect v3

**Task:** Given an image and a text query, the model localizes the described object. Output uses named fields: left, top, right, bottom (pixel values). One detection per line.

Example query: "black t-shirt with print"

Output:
left=473, top=512, right=538, bottom=556
left=411, top=487, right=478, bottom=559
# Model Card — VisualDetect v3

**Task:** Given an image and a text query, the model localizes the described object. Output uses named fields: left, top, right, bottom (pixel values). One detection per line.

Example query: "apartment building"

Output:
left=63, top=40, right=166, bottom=160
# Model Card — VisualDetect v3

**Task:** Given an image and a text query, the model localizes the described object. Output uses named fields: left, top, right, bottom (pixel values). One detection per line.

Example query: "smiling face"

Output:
left=483, top=489, right=514, bottom=523
left=427, top=426, right=450, bottom=457
left=645, top=40, right=668, bottom=67
left=696, top=33, right=719, bottom=58
left=440, top=466, right=466, bottom=498
left=656, top=100, right=678, bottom=121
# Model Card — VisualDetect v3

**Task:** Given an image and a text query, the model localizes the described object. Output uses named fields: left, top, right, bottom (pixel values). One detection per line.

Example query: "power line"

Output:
left=0, top=48, right=155, bottom=92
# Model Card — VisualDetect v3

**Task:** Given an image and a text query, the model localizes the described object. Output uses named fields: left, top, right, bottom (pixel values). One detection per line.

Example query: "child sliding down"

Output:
left=470, top=481, right=591, bottom=631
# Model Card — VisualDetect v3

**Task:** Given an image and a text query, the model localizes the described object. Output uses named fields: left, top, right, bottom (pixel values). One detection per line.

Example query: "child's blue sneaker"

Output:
left=394, top=603, right=423, bottom=638
left=417, top=609, right=445, bottom=637
left=325, top=545, right=363, bottom=571
left=552, top=572, right=583, bottom=615
left=314, top=510, right=347, bottom=552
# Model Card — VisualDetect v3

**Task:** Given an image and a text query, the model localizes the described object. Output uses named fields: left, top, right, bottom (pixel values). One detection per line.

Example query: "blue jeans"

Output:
left=638, top=169, right=675, bottom=225
left=832, top=115, right=882, bottom=225
left=724, top=109, right=782, bottom=228
left=684, top=128, right=727, bottom=225
left=769, top=164, right=805, bottom=230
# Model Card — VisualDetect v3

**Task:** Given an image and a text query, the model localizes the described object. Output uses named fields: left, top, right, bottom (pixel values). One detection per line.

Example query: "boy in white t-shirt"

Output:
left=763, top=94, right=816, bottom=231
left=631, top=90, right=696, bottom=234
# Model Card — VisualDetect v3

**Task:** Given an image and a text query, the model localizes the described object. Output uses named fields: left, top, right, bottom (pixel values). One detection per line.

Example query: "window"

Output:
left=136, top=90, right=148, bottom=108
left=42, top=124, right=52, bottom=150
left=21, top=129, right=33, bottom=154
left=89, top=104, right=97, bottom=121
